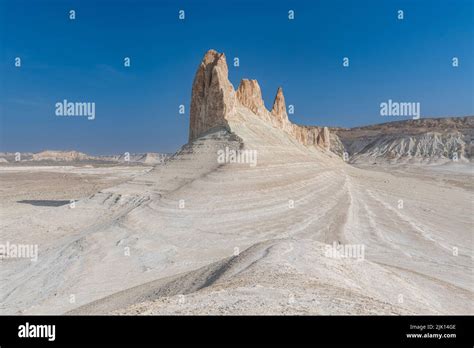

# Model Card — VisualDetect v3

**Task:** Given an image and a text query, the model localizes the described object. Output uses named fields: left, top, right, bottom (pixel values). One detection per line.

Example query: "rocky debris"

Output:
left=189, top=49, right=331, bottom=151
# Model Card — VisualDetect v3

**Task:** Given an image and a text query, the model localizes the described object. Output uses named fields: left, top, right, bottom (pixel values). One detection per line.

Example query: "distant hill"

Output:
left=330, top=116, right=473, bottom=164
left=0, top=150, right=170, bottom=165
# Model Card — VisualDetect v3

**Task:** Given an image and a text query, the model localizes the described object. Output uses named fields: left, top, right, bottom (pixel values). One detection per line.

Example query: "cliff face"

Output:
left=189, top=50, right=236, bottom=141
left=189, top=49, right=330, bottom=150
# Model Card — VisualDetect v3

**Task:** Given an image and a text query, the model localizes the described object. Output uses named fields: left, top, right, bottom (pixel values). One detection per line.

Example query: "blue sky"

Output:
left=1, top=0, right=473, bottom=154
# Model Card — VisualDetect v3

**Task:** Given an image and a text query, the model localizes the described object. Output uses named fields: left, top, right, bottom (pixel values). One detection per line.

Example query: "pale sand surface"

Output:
left=1, top=110, right=472, bottom=315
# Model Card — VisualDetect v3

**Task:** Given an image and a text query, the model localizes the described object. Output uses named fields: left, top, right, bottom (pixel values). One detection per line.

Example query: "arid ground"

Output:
left=0, top=127, right=472, bottom=315
left=1, top=50, right=472, bottom=315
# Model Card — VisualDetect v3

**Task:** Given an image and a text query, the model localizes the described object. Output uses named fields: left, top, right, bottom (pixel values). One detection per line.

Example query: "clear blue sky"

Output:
left=1, top=0, right=473, bottom=154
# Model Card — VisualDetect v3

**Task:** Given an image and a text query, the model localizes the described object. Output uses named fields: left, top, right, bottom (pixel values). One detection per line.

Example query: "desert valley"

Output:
left=0, top=50, right=472, bottom=315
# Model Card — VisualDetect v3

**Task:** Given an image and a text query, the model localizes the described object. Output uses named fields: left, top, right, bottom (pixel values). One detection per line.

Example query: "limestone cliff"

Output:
left=236, top=79, right=266, bottom=115
left=189, top=49, right=331, bottom=150
left=270, top=87, right=288, bottom=126
left=189, top=50, right=235, bottom=141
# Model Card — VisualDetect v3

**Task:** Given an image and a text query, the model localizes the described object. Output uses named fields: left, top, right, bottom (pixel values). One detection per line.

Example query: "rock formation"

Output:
left=3, top=151, right=169, bottom=165
left=318, top=126, right=330, bottom=149
left=189, top=49, right=331, bottom=150
left=270, top=87, right=288, bottom=125
left=189, top=50, right=236, bottom=141
left=32, top=150, right=89, bottom=162
left=236, top=79, right=266, bottom=115
left=331, top=116, right=473, bottom=163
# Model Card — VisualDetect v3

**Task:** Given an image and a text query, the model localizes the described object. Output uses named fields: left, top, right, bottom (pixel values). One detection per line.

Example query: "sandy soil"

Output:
left=1, top=110, right=472, bottom=315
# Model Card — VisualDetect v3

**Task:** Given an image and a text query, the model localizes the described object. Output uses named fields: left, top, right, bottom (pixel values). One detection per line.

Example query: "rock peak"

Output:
left=188, top=50, right=331, bottom=151
left=236, top=79, right=266, bottom=115
left=271, top=87, right=288, bottom=123
left=189, top=49, right=235, bottom=141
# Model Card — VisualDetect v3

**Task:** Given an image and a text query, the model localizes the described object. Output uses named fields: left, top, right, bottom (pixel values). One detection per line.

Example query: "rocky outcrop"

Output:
left=32, top=150, right=89, bottom=161
left=189, top=50, right=236, bottom=141
left=285, top=125, right=328, bottom=149
left=331, top=116, right=473, bottom=163
left=271, top=87, right=289, bottom=126
left=236, top=79, right=266, bottom=115
left=318, top=126, right=330, bottom=149
left=189, top=49, right=331, bottom=150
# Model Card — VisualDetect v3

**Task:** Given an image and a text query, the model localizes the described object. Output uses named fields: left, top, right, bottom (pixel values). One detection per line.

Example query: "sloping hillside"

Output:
left=331, top=117, right=473, bottom=164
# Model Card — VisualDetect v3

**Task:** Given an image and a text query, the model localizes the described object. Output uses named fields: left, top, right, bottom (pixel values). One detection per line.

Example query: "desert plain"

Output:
left=0, top=50, right=472, bottom=315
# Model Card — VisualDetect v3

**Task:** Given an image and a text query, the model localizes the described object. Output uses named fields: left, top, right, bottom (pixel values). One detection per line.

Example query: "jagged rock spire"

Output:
left=188, top=49, right=331, bottom=151
left=236, top=79, right=266, bottom=115
left=189, top=49, right=236, bottom=141
left=271, top=87, right=288, bottom=122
